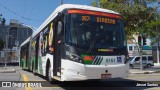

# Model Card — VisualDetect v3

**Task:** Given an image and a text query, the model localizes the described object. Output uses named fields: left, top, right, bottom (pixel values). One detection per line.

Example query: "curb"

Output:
left=0, top=69, right=16, bottom=73
left=129, top=70, right=160, bottom=74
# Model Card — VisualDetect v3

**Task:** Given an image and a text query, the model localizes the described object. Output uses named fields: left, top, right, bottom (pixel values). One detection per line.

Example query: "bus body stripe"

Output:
left=97, top=57, right=103, bottom=65
left=93, top=56, right=100, bottom=65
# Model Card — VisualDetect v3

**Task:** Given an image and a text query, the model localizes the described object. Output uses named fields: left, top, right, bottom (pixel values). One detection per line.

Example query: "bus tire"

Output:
left=46, top=62, right=54, bottom=83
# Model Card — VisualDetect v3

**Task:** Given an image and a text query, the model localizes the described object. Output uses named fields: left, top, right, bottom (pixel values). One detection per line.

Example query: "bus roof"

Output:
left=32, top=4, right=121, bottom=38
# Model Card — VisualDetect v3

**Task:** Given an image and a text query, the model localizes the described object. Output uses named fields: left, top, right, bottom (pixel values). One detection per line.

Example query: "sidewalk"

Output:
left=129, top=66, right=160, bottom=74
left=0, top=66, right=16, bottom=73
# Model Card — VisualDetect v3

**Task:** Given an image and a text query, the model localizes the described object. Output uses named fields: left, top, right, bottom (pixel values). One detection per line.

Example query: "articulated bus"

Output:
left=20, top=4, right=129, bottom=82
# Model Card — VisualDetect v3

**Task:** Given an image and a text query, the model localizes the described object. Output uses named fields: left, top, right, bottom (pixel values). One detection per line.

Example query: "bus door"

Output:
left=53, top=21, right=63, bottom=77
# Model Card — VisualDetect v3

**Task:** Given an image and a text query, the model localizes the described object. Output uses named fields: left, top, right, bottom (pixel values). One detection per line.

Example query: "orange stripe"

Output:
left=84, top=56, right=95, bottom=61
left=68, top=9, right=122, bottom=19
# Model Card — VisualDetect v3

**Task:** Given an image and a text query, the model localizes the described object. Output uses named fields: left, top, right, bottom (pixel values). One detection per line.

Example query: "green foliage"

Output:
left=1, top=18, right=6, bottom=26
left=91, top=0, right=159, bottom=39
left=0, top=14, right=6, bottom=26
left=144, top=19, right=160, bottom=44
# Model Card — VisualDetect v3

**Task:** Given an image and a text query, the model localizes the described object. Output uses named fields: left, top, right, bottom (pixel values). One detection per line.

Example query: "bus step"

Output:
left=53, top=76, right=61, bottom=81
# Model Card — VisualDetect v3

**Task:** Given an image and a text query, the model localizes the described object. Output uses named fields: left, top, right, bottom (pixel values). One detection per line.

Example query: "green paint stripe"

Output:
left=30, top=57, right=35, bottom=71
left=84, top=60, right=93, bottom=64
left=22, top=59, right=27, bottom=69
left=38, top=56, right=43, bottom=75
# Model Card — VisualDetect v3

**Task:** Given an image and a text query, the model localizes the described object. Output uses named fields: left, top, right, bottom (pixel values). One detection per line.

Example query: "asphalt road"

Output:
left=0, top=66, right=159, bottom=90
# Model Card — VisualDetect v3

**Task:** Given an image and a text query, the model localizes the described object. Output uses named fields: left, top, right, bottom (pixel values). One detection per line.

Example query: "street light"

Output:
left=148, top=5, right=160, bottom=66
left=139, top=5, right=160, bottom=69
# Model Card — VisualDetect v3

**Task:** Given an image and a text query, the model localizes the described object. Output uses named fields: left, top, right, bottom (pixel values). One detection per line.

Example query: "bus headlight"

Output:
left=66, top=51, right=83, bottom=63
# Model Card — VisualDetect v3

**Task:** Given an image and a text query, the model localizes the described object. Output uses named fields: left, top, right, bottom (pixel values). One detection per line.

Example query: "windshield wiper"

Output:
left=87, top=34, right=98, bottom=53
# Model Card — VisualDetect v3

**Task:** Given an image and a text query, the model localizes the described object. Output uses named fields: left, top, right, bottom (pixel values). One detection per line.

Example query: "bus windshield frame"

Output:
left=65, top=9, right=126, bottom=51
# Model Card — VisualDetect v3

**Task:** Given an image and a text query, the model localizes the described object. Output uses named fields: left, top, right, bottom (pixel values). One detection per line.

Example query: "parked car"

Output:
left=129, top=55, right=154, bottom=68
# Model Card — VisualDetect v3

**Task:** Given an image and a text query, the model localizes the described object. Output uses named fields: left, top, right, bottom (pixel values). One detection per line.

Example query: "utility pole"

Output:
left=5, top=28, right=9, bottom=67
left=61, top=0, right=63, bottom=5
left=96, top=0, right=99, bottom=7
left=138, top=34, right=143, bottom=70
left=156, top=15, right=160, bottom=65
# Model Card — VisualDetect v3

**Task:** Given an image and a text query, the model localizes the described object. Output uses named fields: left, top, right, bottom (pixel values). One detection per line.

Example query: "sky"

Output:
left=0, top=0, right=159, bottom=30
left=0, top=0, right=93, bottom=29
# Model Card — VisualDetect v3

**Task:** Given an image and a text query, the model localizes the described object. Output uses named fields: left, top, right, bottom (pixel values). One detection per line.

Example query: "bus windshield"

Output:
left=66, top=12, right=126, bottom=50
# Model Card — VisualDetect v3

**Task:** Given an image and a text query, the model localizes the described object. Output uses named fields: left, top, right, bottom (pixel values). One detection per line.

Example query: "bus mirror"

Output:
left=58, top=12, right=62, bottom=17
left=57, top=21, right=62, bottom=35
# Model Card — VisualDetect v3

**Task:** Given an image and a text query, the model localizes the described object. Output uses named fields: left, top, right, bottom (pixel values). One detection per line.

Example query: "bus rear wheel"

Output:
left=46, top=63, right=54, bottom=83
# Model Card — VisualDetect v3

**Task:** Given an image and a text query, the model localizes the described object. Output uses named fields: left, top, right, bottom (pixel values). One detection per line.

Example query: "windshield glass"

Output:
left=66, top=13, right=126, bottom=49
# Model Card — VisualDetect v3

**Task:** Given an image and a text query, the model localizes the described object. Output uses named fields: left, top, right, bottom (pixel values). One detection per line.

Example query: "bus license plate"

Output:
left=101, top=74, right=111, bottom=79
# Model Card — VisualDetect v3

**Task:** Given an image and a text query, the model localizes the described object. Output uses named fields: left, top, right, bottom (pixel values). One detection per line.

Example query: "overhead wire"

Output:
left=22, top=0, right=27, bottom=18
left=0, top=3, right=42, bottom=22
left=30, top=0, right=37, bottom=15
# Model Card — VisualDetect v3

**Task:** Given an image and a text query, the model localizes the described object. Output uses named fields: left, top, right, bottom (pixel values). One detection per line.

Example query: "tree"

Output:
left=144, top=16, right=160, bottom=45
left=0, top=14, right=6, bottom=26
left=91, top=0, right=159, bottom=38
left=0, top=14, right=6, bottom=50
left=1, top=18, right=6, bottom=26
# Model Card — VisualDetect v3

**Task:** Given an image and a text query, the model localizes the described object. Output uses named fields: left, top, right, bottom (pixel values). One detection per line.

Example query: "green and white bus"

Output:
left=20, top=4, right=129, bottom=82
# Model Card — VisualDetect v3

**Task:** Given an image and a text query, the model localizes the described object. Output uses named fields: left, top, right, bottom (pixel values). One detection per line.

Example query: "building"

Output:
left=0, top=19, right=33, bottom=64
left=8, top=25, right=32, bottom=48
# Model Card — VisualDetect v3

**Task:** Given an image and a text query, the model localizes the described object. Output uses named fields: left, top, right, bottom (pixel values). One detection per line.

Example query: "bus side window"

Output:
left=42, top=27, right=49, bottom=56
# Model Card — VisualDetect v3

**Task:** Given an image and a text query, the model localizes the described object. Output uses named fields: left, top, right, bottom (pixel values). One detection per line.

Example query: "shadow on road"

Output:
left=21, top=68, right=160, bottom=90
left=48, top=78, right=160, bottom=90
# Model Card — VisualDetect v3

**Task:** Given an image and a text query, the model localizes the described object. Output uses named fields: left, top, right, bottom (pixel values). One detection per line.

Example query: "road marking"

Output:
left=21, top=71, right=62, bottom=89
left=22, top=74, right=32, bottom=90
